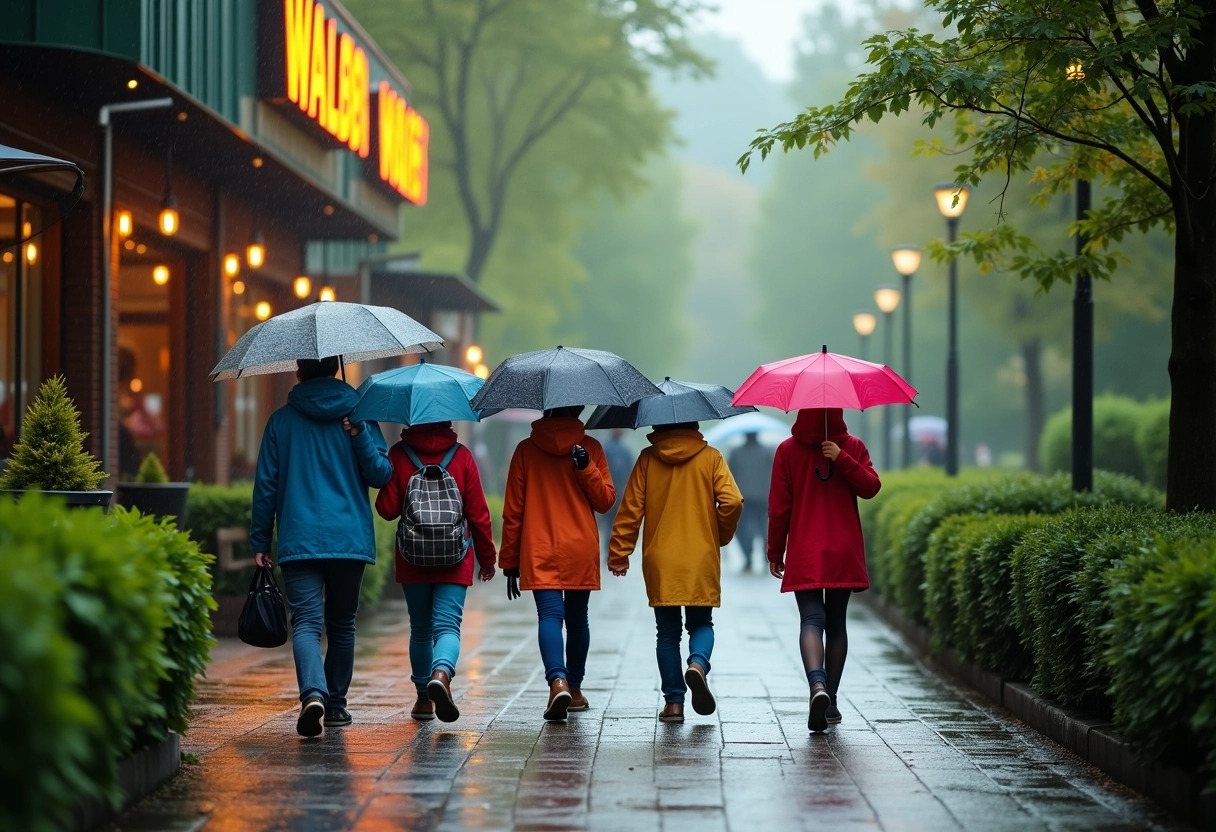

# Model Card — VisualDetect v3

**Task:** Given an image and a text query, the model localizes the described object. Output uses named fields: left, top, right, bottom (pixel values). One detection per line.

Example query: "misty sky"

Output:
left=695, top=0, right=863, bottom=81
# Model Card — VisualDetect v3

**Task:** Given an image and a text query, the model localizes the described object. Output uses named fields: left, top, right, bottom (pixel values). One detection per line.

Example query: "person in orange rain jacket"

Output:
left=499, top=405, right=616, bottom=721
left=608, top=422, right=743, bottom=724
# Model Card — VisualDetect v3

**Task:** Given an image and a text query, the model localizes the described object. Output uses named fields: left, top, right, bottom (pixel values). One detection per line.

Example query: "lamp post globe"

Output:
left=873, top=286, right=901, bottom=470
left=891, top=245, right=921, bottom=468
left=852, top=310, right=878, bottom=444
left=934, top=184, right=969, bottom=475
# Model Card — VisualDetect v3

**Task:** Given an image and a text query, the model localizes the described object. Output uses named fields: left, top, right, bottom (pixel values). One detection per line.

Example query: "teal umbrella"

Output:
left=350, top=362, right=484, bottom=426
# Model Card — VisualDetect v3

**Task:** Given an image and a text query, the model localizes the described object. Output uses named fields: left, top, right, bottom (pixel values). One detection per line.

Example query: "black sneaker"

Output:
left=825, top=704, right=842, bottom=724
left=297, top=696, right=325, bottom=737
left=808, top=685, right=830, bottom=733
left=684, top=662, right=716, bottom=716
left=324, top=707, right=352, bottom=727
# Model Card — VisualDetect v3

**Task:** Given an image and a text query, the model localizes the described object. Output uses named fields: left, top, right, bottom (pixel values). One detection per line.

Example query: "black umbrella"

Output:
left=210, top=301, right=444, bottom=380
left=1, top=143, right=85, bottom=251
left=585, top=377, right=757, bottom=429
left=470, top=346, right=662, bottom=412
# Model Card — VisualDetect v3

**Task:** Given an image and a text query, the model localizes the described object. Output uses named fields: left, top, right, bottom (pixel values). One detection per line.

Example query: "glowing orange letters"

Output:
left=284, top=0, right=369, bottom=157
left=377, top=82, right=429, bottom=205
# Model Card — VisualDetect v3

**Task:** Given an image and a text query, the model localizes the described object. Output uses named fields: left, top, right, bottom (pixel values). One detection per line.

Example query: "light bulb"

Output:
left=293, top=276, right=312, bottom=298
left=255, top=301, right=272, bottom=320
left=153, top=265, right=170, bottom=285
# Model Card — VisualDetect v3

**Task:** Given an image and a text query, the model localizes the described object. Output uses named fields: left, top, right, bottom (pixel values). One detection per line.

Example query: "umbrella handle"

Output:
left=815, top=459, right=834, bottom=482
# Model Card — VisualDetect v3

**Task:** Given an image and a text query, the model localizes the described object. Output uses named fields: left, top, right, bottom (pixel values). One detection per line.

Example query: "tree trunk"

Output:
left=464, top=228, right=493, bottom=284
left=1166, top=227, right=1216, bottom=512
left=1022, top=339, right=1044, bottom=473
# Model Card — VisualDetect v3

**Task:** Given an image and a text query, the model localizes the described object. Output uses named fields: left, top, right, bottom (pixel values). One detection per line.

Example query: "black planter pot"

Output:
left=116, top=482, right=190, bottom=525
left=0, top=488, right=114, bottom=510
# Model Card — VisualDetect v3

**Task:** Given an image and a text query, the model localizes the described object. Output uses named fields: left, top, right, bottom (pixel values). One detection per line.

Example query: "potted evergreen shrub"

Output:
left=116, top=452, right=191, bottom=526
left=0, top=375, right=111, bottom=508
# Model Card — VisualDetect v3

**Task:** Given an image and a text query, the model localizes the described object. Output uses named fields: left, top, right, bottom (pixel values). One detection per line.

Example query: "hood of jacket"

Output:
left=645, top=429, right=707, bottom=464
left=287, top=376, right=358, bottom=421
left=530, top=416, right=586, bottom=456
left=400, top=421, right=459, bottom=455
left=792, top=408, right=850, bottom=445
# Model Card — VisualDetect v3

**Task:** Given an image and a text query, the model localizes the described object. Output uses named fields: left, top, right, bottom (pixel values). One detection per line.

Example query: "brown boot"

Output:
left=568, top=689, right=590, bottom=712
left=427, top=669, right=459, bottom=723
left=410, top=693, right=435, bottom=721
left=543, top=678, right=572, bottom=721
left=658, top=703, right=684, bottom=723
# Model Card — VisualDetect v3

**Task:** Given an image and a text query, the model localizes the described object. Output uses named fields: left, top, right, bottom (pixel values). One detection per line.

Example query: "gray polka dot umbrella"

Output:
left=210, top=301, right=444, bottom=380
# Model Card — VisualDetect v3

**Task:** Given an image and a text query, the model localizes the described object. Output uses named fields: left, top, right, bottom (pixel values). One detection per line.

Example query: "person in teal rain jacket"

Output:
left=251, top=357, right=392, bottom=738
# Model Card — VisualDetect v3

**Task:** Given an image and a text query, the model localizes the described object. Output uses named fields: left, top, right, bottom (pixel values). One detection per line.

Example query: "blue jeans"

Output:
left=279, top=559, right=366, bottom=708
left=533, top=589, right=590, bottom=688
left=654, top=606, right=714, bottom=704
left=402, top=582, right=468, bottom=693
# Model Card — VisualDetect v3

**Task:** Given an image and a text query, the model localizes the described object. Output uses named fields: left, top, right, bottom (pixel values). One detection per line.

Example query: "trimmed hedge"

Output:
left=1135, top=399, right=1169, bottom=491
left=923, top=512, right=991, bottom=651
left=1039, top=394, right=1166, bottom=484
left=0, top=494, right=213, bottom=832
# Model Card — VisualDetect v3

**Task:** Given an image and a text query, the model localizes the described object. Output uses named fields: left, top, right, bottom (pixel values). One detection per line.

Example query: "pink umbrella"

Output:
left=732, top=345, right=917, bottom=411
left=732, top=345, right=917, bottom=480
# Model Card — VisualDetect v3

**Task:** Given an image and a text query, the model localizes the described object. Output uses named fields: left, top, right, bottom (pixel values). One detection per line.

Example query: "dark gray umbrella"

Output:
left=210, top=301, right=444, bottom=380
left=1, top=143, right=85, bottom=250
left=585, top=377, right=757, bottom=429
left=469, top=346, right=662, bottom=411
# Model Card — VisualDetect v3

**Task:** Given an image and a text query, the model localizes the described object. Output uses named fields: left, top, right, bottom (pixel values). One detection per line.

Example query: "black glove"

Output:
left=572, top=444, right=590, bottom=470
left=504, top=567, right=521, bottom=601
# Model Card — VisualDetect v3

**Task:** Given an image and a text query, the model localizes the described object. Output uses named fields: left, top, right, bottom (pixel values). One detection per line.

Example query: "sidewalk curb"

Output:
left=859, top=593, right=1216, bottom=828
left=71, top=732, right=181, bottom=831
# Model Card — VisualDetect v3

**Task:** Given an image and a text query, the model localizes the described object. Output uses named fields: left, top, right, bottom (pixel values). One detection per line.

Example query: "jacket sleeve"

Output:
left=352, top=422, right=393, bottom=488
left=374, top=444, right=406, bottom=521
left=607, top=455, right=645, bottom=571
left=835, top=439, right=882, bottom=500
left=458, top=447, right=497, bottom=567
left=249, top=418, right=279, bottom=553
left=766, top=445, right=793, bottom=563
left=576, top=439, right=617, bottom=513
left=498, top=446, right=526, bottom=571
left=714, top=454, right=744, bottom=546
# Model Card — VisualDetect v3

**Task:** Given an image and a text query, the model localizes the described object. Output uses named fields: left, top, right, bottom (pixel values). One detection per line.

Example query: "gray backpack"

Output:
left=396, top=444, right=470, bottom=567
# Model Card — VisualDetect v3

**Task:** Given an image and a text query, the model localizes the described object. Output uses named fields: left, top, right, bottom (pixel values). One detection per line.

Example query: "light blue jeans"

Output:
left=654, top=606, right=714, bottom=704
left=533, top=589, right=590, bottom=688
left=279, top=559, right=366, bottom=708
left=401, top=582, right=468, bottom=693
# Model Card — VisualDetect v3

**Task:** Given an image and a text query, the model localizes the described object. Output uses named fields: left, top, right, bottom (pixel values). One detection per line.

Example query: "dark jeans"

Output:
left=736, top=501, right=767, bottom=567
left=280, top=559, right=366, bottom=708
left=654, top=606, right=714, bottom=704
left=532, top=589, right=591, bottom=688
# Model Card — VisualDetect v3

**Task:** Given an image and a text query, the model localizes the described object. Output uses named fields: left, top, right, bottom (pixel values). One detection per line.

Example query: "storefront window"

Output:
left=0, top=196, right=44, bottom=462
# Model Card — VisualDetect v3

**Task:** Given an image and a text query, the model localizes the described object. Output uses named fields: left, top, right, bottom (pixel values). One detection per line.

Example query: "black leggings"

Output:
left=795, top=589, right=852, bottom=700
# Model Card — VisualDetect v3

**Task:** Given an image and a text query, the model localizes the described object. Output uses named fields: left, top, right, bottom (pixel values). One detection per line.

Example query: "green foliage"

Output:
left=923, top=512, right=990, bottom=651
left=0, top=375, right=106, bottom=491
left=1105, top=536, right=1216, bottom=776
left=0, top=493, right=213, bottom=830
left=184, top=482, right=257, bottom=595
left=1136, top=399, right=1170, bottom=490
left=1039, top=395, right=1150, bottom=481
left=1009, top=505, right=1163, bottom=710
left=952, top=513, right=1046, bottom=678
left=134, top=452, right=170, bottom=484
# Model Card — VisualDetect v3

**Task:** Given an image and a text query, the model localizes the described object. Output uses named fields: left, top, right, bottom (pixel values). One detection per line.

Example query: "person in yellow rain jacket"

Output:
left=607, top=421, right=743, bottom=723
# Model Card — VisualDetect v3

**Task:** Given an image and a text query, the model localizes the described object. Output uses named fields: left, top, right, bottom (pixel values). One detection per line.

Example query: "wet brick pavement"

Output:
left=104, top=566, right=1192, bottom=832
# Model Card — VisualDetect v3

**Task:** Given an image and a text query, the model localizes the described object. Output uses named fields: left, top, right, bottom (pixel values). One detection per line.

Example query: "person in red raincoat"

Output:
left=767, top=408, right=880, bottom=733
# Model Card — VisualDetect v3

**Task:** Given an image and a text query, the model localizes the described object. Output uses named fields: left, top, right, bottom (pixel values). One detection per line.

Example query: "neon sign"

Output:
left=377, top=82, right=429, bottom=205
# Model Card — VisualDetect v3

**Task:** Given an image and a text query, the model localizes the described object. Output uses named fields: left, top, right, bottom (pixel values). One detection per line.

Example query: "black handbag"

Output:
left=238, top=565, right=289, bottom=648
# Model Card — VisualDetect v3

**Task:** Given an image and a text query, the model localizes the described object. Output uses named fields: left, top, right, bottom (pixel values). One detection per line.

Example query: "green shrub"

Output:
left=1105, top=536, right=1216, bottom=777
left=1135, top=399, right=1169, bottom=491
left=953, top=513, right=1046, bottom=679
left=184, top=482, right=257, bottom=595
left=923, top=513, right=991, bottom=651
left=365, top=512, right=397, bottom=608
left=1039, top=395, right=1150, bottom=482
left=0, top=518, right=101, bottom=832
left=1009, top=504, right=1164, bottom=711
left=0, top=375, right=107, bottom=491
left=869, top=489, right=939, bottom=598
left=134, top=452, right=170, bottom=484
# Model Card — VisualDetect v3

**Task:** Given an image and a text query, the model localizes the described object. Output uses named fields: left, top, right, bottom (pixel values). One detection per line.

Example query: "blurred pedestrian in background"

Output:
left=728, top=431, right=774, bottom=572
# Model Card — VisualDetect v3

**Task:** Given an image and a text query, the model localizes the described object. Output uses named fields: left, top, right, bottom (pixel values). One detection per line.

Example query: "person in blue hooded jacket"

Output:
left=251, top=357, right=392, bottom=738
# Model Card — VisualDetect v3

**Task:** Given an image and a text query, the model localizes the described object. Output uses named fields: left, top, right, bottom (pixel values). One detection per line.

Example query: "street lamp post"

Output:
left=874, top=285, right=902, bottom=470
left=891, top=245, right=922, bottom=468
left=933, top=183, right=970, bottom=475
left=1066, top=58, right=1093, bottom=493
left=852, top=311, right=877, bottom=445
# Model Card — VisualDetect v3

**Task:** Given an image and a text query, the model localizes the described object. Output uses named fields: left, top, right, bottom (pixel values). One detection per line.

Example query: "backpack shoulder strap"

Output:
left=439, top=443, right=461, bottom=470
left=402, top=445, right=425, bottom=470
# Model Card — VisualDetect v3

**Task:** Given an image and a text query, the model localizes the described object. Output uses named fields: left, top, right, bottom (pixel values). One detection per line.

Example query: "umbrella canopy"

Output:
left=469, top=346, right=662, bottom=412
left=1, top=143, right=85, bottom=250
left=732, top=345, right=917, bottom=411
left=900, top=414, right=948, bottom=442
left=349, top=362, right=484, bottom=426
left=702, top=411, right=791, bottom=447
left=210, top=301, right=444, bottom=380
left=585, top=377, right=756, bottom=429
